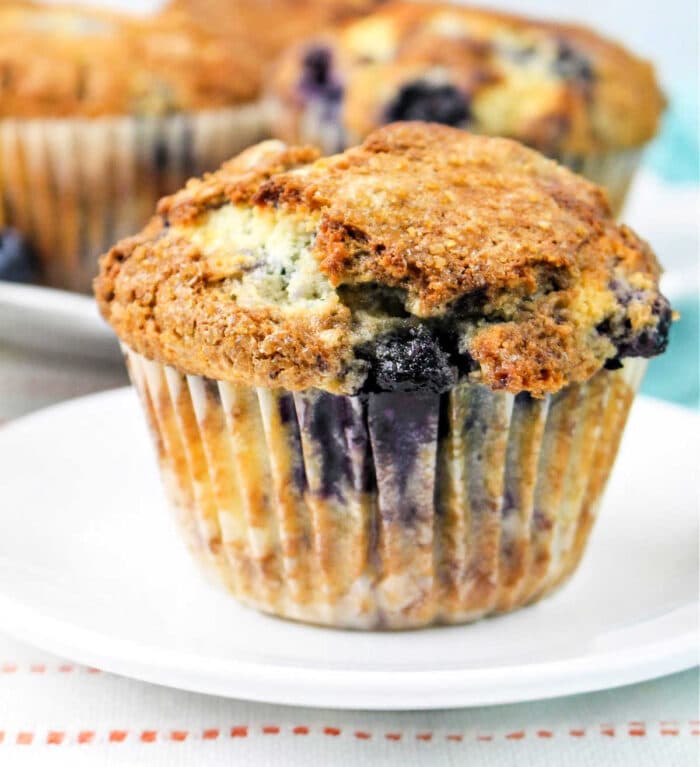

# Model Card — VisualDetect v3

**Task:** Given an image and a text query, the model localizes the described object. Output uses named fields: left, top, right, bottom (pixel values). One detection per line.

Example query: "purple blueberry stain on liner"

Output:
left=300, top=391, right=356, bottom=501
left=500, top=392, right=538, bottom=519
left=345, top=398, right=377, bottom=495
left=437, top=390, right=452, bottom=443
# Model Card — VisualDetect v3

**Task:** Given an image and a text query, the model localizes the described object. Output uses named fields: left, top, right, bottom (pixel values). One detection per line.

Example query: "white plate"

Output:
left=0, top=281, right=120, bottom=362
left=0, top=389, right=697, bottom=710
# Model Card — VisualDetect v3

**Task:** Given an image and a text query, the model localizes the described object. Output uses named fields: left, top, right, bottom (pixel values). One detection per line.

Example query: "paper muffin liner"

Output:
left=124, top=346, right=646, bottom=629
left=556, top=148, right=643, bottom=216
left=0, top=104, right=267, bottom=293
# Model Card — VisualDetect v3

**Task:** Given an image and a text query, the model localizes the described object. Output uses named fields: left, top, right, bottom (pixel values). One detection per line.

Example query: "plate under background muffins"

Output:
left=95, top=122, right=671, bottom=629
left=268, top=1, right=665, bottom=214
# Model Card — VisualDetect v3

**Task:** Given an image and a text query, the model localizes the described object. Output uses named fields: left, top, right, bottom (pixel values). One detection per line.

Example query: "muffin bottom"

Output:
left=124, top=346, right=646, bottom=630
left=0, top=105, right=267, bottom=293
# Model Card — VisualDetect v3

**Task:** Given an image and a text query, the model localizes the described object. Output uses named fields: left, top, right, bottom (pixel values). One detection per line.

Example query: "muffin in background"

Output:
left=0, top=2, right=267, bottom=293
left=95, top=123, right=671, bottom=629
left=268, top=1, right=665, bottom=214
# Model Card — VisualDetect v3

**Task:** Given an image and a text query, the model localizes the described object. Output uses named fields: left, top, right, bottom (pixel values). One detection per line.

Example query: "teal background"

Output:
left=642, top=295, right=699, bottom=408
left=638, top=85, right=698, bottom=410
left=645, top=85, right=700, bottom=184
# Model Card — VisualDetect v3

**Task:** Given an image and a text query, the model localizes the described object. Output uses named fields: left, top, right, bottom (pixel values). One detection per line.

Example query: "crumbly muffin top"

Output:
left=269, top=1, right=664, bottom=155
left=0, top=1, right=259, bottom=118
left=96, top=123, right=670, bottom=397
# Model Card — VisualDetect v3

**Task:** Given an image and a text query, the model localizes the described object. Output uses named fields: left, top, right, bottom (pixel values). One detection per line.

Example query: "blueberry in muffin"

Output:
left=385, top=82, right=470, bottom=127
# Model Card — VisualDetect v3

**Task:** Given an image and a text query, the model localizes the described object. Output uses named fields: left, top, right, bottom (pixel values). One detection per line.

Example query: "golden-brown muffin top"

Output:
left=96, top=123, right=671, bottom=397
left=269, top=1, right=665, bottom=154
left=0, top=1, right=259, bottom=118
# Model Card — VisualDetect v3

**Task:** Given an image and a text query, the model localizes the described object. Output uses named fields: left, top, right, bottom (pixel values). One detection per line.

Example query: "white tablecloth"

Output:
left=0, top=631, right=697, bottom=766
left=1, top=341, right=698, bottom=766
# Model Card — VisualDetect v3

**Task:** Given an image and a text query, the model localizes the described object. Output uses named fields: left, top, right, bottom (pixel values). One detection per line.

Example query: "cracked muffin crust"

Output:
left=96, top=122, right=671, bottom=398
left=0, top=1, right=259, bottom=117
left=268, top=1, right=664, bottom=157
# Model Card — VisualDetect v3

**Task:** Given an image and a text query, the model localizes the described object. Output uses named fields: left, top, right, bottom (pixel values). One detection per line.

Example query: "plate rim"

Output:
left=0, top=388, right=697, bottom=710
left=0, top=280, right=119, bottom=362
left=0, top=279, right=102, bottom=328
left=0, top=589, right=696, bottom=710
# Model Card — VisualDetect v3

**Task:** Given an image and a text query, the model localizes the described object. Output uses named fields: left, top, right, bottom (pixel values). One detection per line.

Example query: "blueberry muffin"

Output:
left=95, top=123, right=671, bottom=629
left=268, top=1, right=664, bottom=215
left=0, top=1, right=267, bottom=292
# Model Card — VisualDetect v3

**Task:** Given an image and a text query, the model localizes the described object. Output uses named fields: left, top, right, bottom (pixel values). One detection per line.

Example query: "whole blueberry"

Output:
left=385, top=81, right=470, bottom=127
left=0, top=228, right=37, bottom=283
left=615, top=295, right=672, bottom=358
left=599, top=287, right=672, bottom=362
left=357, top=324, right=458, bottom=394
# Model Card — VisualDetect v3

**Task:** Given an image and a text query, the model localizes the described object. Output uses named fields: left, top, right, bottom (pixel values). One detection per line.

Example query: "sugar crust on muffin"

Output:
left=96, top=122, right=670, bottom=397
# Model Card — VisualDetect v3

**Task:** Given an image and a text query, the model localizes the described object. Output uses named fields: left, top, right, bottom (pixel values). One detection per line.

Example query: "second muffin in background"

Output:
left=95, top=123, right=671, bottom=629
left=268, top=1, right=665, bottom=214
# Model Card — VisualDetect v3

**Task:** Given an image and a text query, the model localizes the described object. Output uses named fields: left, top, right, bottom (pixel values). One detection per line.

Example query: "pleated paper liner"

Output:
left=124, top=346, right=646, bottom=629
left=0, top=104, right=267, bottom=293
